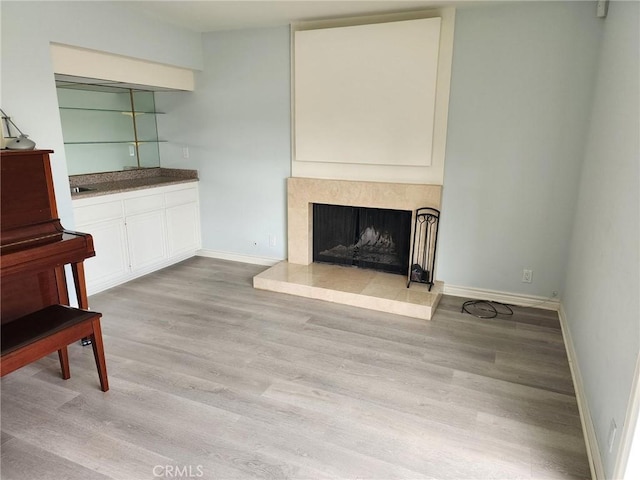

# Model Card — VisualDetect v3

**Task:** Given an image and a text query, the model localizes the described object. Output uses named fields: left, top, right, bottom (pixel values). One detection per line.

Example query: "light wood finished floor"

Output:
left=1, top=257, right=590, bottom=480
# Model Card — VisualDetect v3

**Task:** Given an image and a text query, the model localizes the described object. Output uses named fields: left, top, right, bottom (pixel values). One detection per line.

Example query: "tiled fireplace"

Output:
left=253, top=178, right=444, bottom=320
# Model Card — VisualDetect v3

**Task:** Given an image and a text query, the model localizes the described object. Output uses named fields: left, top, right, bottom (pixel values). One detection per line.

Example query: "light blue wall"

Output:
left=2, top=1, right=603, bottom=295
left=437, top=1, right=602, bottom=297
left=562, top=1, right=640, bottom=476
left=0, top=1, right=202, bottom=227
left=156, top=27, right=291, bottom=261
left=156, top=1, right=604, bottom=285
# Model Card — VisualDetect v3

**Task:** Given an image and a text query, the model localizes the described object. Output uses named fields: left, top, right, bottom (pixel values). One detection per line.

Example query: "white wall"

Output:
left=0, top=1, right=202, bottom=227
left=562, top=1, right=640, bottom=477
left=437, top=1, right=602, bottom=298
left=156, top=27, right=291, bottom=261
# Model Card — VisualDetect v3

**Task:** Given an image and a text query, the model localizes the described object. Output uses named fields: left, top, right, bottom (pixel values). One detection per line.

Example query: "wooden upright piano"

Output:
left=1, top=150, right=94, bottom=319
left=1, top=150, right=108, bottom=391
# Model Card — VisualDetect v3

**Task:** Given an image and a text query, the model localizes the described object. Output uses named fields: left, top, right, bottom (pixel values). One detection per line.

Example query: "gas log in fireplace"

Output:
left=312, top=203, right=412, bottom=275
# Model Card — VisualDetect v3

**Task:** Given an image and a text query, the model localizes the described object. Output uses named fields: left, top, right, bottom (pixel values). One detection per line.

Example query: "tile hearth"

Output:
left=262, top=177, right=445, bottom=319
left=253, top=261, right=442, bottom=320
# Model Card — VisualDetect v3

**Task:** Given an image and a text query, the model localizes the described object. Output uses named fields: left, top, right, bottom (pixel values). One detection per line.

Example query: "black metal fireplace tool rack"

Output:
left=407, top=207, right=440, bottom=291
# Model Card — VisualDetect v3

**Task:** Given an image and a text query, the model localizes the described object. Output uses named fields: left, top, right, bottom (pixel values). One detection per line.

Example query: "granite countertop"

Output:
left=69, top=168, right=198, bottom=199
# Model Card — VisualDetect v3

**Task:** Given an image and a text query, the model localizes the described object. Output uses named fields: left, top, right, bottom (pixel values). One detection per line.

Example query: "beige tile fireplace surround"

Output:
left=254, top=178, right=444, bottom=320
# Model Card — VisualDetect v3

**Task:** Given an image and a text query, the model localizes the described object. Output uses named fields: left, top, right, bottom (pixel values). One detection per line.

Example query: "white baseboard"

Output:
left=443, top=284, right=560, bottom=310
left=558, top=304, right=604, bottom=480
left=87, top=251, right=197, bottom=297
left=197, top=249, right=281, bottom=267
left=613, top=353, right=640, bottom=479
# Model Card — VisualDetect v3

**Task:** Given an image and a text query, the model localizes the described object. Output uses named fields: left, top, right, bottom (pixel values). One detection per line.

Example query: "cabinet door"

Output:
left=126, top=210, right=167, bottom=271
left=166, top=202, right=201, bottom=258
left=77, top=219, right=129, bottom=294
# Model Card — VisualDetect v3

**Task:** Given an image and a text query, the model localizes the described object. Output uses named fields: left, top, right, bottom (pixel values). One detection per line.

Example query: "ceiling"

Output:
left=122, top=1, right=481, bottom=33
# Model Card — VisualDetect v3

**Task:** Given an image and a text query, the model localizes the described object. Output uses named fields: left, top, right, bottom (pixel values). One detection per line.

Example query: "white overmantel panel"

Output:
left=295, top=17, right=441, bottom=166
left=291, top=8, right=455, bottom=185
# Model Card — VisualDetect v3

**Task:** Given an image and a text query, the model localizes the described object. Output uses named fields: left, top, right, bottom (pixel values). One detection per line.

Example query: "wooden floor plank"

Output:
left=1, top=257, right=590, bottom=479
left=1, top=437, right=112, bottom=480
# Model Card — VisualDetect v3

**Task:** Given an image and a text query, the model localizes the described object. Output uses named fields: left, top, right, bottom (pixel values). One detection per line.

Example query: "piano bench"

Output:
left=1, top=304, right=109, bottom=392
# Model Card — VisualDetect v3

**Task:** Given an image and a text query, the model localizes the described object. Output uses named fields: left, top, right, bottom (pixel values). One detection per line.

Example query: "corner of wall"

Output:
left=558, top=303, right=605, bottom=480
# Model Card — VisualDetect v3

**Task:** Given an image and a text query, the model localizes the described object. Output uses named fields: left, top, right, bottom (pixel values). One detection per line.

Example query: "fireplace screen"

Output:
left=313, top=203, right=412, bottom=275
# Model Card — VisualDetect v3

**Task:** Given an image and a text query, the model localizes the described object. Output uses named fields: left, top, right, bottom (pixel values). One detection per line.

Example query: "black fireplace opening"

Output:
left=313, top=203, right=412, bottom=275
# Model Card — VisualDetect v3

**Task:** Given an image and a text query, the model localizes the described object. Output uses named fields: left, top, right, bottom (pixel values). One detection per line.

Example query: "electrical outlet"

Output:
left=608, top=419, right=617, bottom=452
left=129, top=145, right=135, bottom=157
left=597, top=0, right=609, bottom=18
left=182, top=147, right=189, bottom=159
left=269, top=235, right=276, bottom=247
left=522, top=269, right=533, bottom=283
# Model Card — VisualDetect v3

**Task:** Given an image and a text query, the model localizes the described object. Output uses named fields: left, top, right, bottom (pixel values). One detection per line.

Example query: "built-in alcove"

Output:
left=50, top=43, right=194, bottom=176
left=55, top=76, right=164, bottom=175
left=313, top=203, right=411, bottom=275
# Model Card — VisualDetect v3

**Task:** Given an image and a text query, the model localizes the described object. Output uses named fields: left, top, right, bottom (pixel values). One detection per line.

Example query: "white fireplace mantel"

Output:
left=287, top=177, right=442, bottom=265
left=254, top=177, right=444, bottom=320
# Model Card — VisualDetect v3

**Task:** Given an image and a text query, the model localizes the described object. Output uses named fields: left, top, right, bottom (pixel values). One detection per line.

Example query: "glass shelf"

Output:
left=64, top=140, right=167, bottom=145
left=59, top=107, right=165, bottom=114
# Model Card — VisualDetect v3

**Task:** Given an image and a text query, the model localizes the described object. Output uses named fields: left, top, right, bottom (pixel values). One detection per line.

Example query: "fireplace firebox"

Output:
left=313, top=203, right=412, bottom=275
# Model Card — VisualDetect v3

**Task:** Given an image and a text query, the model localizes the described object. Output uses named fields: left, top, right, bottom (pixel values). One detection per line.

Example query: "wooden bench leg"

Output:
left=90, top=318, right=109, bottom=392
left=58, top=347, right=70, bottom=380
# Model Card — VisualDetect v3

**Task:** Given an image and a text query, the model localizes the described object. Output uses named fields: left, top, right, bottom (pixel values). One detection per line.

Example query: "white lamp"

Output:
left=1, top=108, right=36, bottom=150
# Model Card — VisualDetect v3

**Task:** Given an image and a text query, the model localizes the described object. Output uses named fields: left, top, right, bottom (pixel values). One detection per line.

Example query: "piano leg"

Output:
left=54, top=266, right=70, bottom=305
left=71, top=262, right=89, bottom=309
left=56, top=264, right=92, bottom=346
left=71, top=261, right=93, bottom=346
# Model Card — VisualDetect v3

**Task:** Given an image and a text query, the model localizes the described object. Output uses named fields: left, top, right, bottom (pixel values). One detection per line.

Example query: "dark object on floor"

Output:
left=461, top=300, right=514, bottom=319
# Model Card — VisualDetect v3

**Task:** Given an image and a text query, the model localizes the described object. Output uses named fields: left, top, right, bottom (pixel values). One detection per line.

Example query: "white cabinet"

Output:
left=73, top=199, right=129, bottom=290
left=123, top=192, right=167, bottom=271
left=126, top=210, right=167, bottom=271
left=73, top=182, right=201, bottom=295
left=82, top=218, right=129, bottom=288
left=165, top=187, right=201, bottom=257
